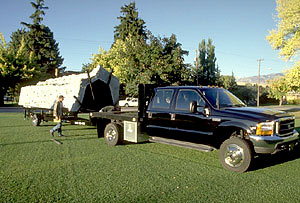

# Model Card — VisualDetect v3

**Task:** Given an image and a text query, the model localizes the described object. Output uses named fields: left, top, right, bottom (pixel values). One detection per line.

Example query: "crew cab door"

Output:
left=171, top=89, right=213, bottom=136
left=146, top=88, right=175, bottom=132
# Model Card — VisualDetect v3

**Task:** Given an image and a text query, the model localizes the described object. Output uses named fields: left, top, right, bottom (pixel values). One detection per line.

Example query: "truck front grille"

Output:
left=278, top=118, right=295, bottom=137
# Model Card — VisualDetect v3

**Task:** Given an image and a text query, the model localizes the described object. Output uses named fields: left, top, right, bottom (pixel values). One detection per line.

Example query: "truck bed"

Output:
left=91, top=111, right=139, bottom=122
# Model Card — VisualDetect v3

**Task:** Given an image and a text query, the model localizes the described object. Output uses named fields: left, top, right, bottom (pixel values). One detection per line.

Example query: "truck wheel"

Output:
left=104, top=123, right=123, bottom=146
left=125, top=103, right=129, bottom=107
left=32, top=114, right=41, bottom=126
left=219, top=137, right=253, bottom=173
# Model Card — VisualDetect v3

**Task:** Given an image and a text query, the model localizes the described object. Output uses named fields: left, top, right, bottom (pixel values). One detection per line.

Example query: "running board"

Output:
left=149, top=136, right=215, bottom=152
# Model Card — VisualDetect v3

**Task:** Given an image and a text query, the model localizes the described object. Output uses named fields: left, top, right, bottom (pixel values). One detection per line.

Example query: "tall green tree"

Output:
left=195, top=39, right=219, bottom=86
left=0, top=33, right=37, bottom=106
left=150, top=34, right=190, bottom=86
left=88, top=2, right=190, bottom=96
left=113, top=2, right=147, bottom=42
left=267, top=0, right=300, bottom=93
left=266, top=0, right=300, bottom=61
left=91, top=33, right=189, bottom=96
left=22, top=0, right=63, bottom=78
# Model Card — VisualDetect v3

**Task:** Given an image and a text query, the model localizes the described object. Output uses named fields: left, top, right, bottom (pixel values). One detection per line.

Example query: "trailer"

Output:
left=19, top=66, right=119, bottom=127
left=23, top=107, right=97, bottom=127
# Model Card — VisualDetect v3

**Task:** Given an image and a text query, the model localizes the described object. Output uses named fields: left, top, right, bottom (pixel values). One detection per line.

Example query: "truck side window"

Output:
left=152, top=89, right=174, bottom=109
left=175, top=89, right=205, bottom=111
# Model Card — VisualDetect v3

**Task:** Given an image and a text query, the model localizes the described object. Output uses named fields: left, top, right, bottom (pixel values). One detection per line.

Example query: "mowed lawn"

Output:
left=1, top=113, right=300, bottom=202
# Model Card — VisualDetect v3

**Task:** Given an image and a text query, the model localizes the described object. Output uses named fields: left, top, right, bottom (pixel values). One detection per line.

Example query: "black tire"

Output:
left=32, top=114, right=41, bottom=126
left=124, top=103, right=129, bottom=107
left=219, top=137, right=253, bottom=173
left=104, top=123, right=123, bottom=146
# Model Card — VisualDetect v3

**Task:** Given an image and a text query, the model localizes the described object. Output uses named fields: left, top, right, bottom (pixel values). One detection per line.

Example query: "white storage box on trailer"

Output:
left=18, top=66, right=119, bottom=112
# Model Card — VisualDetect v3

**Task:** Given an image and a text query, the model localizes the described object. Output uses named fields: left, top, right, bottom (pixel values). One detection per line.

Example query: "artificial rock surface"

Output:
left=19, top=66, right=119, bottom=112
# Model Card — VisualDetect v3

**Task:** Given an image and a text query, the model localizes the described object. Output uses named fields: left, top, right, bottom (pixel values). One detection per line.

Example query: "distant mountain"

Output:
left=236, top=73, right=284, bottom=85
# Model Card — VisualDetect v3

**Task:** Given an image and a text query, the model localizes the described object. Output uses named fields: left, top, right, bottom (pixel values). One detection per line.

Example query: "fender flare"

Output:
left=214, top=121, right=251, bottom=139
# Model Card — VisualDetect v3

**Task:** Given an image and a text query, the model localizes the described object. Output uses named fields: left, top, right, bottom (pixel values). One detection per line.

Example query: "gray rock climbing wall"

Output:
left=19, top=66, right=119, bottom=112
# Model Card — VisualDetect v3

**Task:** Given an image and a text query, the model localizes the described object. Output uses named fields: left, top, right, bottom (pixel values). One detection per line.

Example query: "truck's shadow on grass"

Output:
left=250, top=150, right=300, bottom=171
left=153, top=133, right=300, bottom=172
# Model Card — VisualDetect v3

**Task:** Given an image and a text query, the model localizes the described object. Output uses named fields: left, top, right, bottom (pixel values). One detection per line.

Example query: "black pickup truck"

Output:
left=92, top=85, right=300, bottom=172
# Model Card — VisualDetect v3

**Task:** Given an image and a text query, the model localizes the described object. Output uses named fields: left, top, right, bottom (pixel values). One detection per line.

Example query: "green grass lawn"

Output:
left=1, top=113, right=300, bottom=202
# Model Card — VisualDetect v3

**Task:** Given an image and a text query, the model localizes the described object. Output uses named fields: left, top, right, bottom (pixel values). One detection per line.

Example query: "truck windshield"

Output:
left=200, top=88, right=246, bottom=109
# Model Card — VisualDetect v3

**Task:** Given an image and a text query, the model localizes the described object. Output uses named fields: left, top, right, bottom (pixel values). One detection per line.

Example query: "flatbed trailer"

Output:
left=19, top=66, right=119, bottom=127
left=24, top=107, right=95, bottom=126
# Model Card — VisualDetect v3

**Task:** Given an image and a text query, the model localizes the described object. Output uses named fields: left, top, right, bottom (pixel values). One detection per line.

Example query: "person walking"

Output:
left=50, top=95, right=64, bottom=137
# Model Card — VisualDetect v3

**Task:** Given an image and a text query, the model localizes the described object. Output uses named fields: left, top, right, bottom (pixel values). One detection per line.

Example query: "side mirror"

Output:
left=190, top=101, right=210, bottom=116
left=189, top=101, right=197, bottom=113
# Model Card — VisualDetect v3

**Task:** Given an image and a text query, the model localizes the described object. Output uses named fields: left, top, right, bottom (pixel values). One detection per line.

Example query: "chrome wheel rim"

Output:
left=106, top=128, right=116, bottom=141
left=224, top=144, right=244, bottom=167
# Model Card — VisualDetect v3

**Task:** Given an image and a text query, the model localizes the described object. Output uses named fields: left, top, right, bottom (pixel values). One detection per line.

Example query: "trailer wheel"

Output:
left=104, top=123, right=123, bottom=146
left=219, top=137, right=253, bottom=173
left=32, top=114, right=41, bottom=126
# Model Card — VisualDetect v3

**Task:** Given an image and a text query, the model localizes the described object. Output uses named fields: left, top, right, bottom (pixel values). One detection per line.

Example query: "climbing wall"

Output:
left=18, top=66, right=119, bottom=112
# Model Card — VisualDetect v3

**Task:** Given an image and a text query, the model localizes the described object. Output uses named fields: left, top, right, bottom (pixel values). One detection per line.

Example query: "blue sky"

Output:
left=0, top=0, right=294, bottom=78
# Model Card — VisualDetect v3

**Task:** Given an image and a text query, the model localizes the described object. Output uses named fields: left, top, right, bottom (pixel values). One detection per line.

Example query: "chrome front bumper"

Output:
left=249, top=130, right=300, bottom=154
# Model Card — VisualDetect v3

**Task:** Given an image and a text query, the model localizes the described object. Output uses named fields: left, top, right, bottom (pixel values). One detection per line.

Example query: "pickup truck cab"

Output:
left=146, top=86, right=299, bottom=172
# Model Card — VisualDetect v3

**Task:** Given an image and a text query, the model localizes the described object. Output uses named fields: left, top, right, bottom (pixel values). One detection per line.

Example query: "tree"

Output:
left=150, top=34, right=190, bottom=86
left=267, top=76, right=289, bottom=106
left=91, top=33, right=189, bottom=96
left=0, top=33, right=37, bottom=106
left=285, top=61, right=300, bottom=91
left=233, top=84, right=257, bottom=106
left=22, top=0, right=63, bottom=78
left=195, top=39, right=219, bottom=86
left=114, top=2, right=147, bottom=42
left=81, top=63, right=96, bottom=73
left=267, top=0, right=300, bottom=98
left=8, top=29, right=29, bottom=54
left=206, top=39, right=217, bottom=83
left=92, top=35, right=188, bottom=96
left=266, top=0, right=300, bottom=61
left=90, top=3, right=190, bottom=96
left=218, top=73, right=238, bottom=92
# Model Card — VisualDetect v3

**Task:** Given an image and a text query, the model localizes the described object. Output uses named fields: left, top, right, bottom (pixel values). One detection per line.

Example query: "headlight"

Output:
left=256, top=121, right=275, bottom=136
